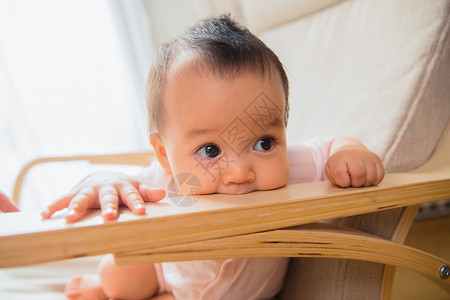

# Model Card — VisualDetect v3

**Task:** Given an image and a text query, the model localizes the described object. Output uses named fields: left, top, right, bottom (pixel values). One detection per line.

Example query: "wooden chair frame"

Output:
left=1, top=124, right=449, bottom=298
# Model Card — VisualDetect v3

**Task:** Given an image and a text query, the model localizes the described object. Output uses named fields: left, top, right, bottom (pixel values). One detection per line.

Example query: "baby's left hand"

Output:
left=325, top=138, right=385, bottom=188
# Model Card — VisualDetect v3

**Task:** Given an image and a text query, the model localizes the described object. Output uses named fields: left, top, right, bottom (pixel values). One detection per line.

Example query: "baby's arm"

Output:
left=41, top=170, right=165, bottom=223
left=326, top=137, right=385, bottom=187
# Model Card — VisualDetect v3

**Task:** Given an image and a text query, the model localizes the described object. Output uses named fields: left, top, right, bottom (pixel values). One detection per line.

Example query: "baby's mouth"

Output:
left=218, top=184, right=255, bottom=195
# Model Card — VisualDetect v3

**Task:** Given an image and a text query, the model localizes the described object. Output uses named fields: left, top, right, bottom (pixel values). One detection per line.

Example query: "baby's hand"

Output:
left=0, top=191, right=19, bottom=213
left=41, top=171, right=166, bottom=223
left=325, top=138, right=385, bottom=188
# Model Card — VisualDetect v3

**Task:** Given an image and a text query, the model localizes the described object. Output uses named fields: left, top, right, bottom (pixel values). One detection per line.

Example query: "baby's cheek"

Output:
left=275, top=166, right=290, bottom=187
left=259, top=161, right=290, bottom=190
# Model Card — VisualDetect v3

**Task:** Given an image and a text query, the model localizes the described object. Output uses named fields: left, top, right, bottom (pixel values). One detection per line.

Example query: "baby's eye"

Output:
left=196, top=143, right=221, bottom=159
left=253, top=137, right=274, bottom=152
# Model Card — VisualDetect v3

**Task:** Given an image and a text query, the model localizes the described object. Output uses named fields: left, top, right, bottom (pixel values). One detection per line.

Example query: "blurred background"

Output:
left=1, top=1, right=148, bottom=209
left=0, top=0, right=240, bottom=209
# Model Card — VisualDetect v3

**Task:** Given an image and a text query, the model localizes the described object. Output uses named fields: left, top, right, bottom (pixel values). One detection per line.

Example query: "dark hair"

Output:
left=146, top=14, right=289, bottom=133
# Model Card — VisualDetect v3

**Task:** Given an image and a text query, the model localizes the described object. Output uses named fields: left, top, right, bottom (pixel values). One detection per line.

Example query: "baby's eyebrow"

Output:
left=185, top=128, right=218, bottom=138
left=264, top=116, right=284, bottom=129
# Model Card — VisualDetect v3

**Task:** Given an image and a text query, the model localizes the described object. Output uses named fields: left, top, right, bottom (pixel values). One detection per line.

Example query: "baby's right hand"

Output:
left=41, top=171, right=166, bottom=223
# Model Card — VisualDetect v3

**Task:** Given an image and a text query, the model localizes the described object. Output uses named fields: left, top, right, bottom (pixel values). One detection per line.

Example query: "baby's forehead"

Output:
left=167, top=50, right=279, bottom=83
left=160, top=51, right=287, bottom=127
left=165, top=61, right=283, bottom=110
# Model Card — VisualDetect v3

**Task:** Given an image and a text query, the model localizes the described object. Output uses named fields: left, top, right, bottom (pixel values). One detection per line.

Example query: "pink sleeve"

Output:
left=288, top=137, right=334, bottom=184
left=136, top=159, right=172, bottom=189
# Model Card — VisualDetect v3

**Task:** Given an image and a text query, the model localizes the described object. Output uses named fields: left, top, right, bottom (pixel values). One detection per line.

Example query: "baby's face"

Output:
left=154, top=56, right=290, bottom=195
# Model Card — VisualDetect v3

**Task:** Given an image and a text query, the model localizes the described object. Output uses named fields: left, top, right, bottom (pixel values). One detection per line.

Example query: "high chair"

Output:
left=1, top=0, right=449, bottom=299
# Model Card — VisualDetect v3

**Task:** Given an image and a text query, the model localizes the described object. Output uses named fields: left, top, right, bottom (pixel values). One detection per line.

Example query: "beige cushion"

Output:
left=240, top=0, right=343, bottom=33
left=258, top=0, right=450, bottom=172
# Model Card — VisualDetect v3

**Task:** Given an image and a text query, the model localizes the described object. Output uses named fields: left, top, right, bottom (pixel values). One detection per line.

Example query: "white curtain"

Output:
left=0, top=0, right=155, bottom=210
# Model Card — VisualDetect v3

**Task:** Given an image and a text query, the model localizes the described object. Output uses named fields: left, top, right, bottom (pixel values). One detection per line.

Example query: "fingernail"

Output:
left=41, top=209, right=50, bottom=218
left=103, top=207, right=115, bottom=216
left=67, top=209, right=76, bottom=216
left=134, top=203, right=144, bottom=211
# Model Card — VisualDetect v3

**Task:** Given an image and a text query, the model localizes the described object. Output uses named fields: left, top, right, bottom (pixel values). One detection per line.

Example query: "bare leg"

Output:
left=65, top=254, right=158, bottom=300
left=99, top=254, right=159, bottom=299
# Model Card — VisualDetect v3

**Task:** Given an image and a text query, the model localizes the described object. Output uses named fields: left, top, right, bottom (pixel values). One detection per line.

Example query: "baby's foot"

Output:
left=65, top=275, right=107, bottom=300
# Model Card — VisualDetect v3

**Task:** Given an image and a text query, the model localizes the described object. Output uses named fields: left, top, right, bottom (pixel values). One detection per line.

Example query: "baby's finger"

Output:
left=325, top=164, right=337, bottom=186
left=41, top=192, right=76, bottom=219
left=117, top=183, right=146, bottom=215
left=347, top=160, right=367, bottom=188
left=363, top=161, right=378, bottom=187
left=375, top=160, right=385, bottom=185
left=98, top=185, right=119, bottom=221
left=137, top=184, right=166, bottom=203
left=326, top=160, right=351, bottom=187
left=0, top=192, right=20, bottom=213
left=66, top=187, right=96, bottom=223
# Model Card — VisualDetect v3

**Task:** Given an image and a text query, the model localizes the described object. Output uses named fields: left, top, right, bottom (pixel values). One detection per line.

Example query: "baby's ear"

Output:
left=149, top=134, right=172, bottom=175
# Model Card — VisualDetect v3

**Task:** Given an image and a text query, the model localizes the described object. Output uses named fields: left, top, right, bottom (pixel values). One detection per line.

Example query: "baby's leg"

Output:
left=99, top=254, right=159, bottom=299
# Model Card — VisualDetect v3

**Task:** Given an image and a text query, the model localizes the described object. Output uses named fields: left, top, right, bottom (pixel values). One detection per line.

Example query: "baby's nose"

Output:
left=221, top=160, right=256, bottom=186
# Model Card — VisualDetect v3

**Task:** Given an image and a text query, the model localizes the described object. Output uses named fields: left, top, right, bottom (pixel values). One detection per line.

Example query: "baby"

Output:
left=42, top=15, right=384, bottom=300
